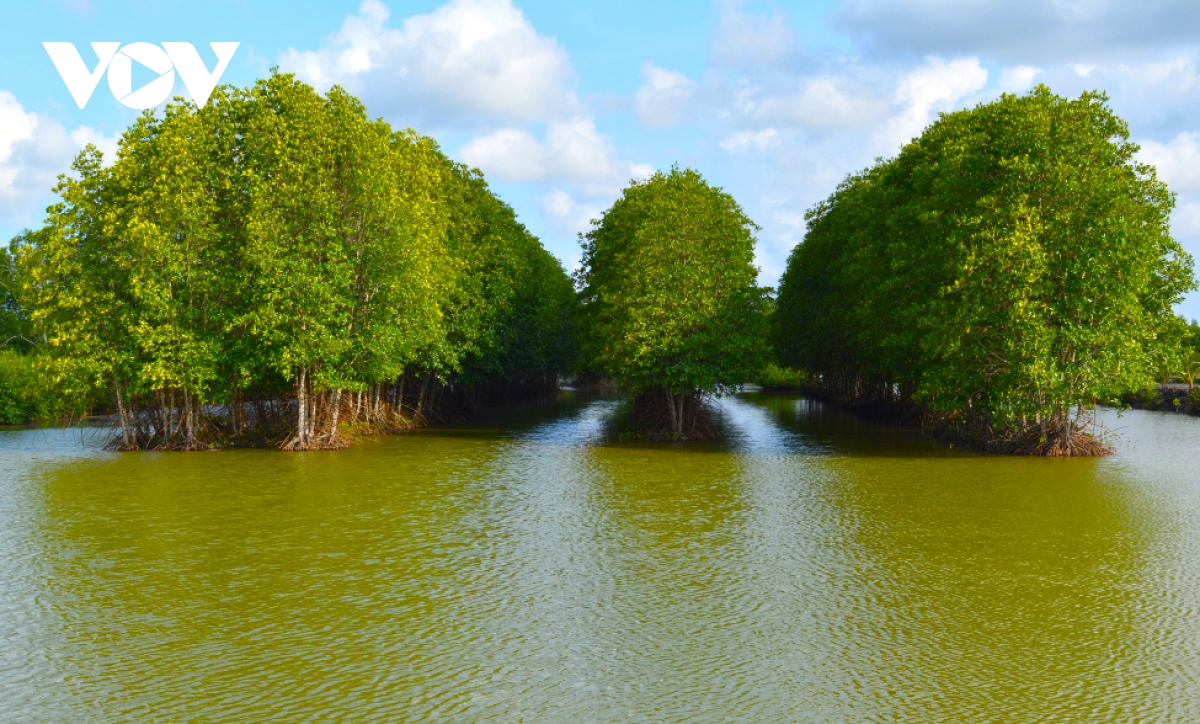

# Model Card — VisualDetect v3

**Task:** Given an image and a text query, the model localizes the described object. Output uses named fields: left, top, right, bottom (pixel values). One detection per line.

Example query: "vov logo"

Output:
left=43, top=42, right=239, bottom=110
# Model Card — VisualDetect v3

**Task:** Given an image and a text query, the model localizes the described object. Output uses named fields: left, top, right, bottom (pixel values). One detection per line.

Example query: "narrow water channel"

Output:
left=1, top=392, right=1198, bottom=721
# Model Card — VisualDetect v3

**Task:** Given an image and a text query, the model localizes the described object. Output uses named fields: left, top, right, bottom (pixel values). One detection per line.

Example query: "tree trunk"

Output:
left=417, top=373, right=432, bottom=418
left=675, top=393, right=684, bottom=437
left=307, top=381, right=319, bottom=443
left=665, top=387, right=679, bottom=437
left=229, top=387, right=239, bottom=436
left=295, top=367, right=308, bottom=448
left=329, top=389, right=342, bottom=443
left=113, top=375, right=133, bottom=449
left=183, top=387, right=196, bottom=449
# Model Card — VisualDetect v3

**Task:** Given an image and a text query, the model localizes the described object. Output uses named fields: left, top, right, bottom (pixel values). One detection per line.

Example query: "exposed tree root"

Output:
left=795, top=377, right=1113, bottom=456
left=103, top=374, right=561, bottom=451
left=629, top=389, right=719, bottom=440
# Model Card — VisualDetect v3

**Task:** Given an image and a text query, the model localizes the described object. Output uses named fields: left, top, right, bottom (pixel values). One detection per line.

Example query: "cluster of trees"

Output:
left=774, top=86, right=1195, bottom=455
left=9, top=77, right=1196, bottom=457
left=574, top=167, right=769, bottom=438
left=11, top=72, right=576, bottom=449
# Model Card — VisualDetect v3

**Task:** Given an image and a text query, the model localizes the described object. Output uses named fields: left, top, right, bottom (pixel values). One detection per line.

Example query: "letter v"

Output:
left=162, top=42, right=239, bottom=108
left=43, top=42, right=120, bottom=109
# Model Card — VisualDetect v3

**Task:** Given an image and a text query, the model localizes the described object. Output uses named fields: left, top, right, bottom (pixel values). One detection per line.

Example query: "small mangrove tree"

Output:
left=575, top=167, right=768, bottom=439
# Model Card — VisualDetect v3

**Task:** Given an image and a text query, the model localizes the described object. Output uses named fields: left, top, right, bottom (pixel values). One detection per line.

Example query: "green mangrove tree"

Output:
left=14, top=72, right=577, bottom=450
left=576, top=167, right=768, bottom=438
left=775, top=86, right=1195, bottom=455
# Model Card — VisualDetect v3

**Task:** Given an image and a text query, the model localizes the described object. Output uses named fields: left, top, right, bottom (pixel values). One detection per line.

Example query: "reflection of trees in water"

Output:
left=739, top=392, right=1178, bottom=721
left=7, top=397, right=1197, bottom=721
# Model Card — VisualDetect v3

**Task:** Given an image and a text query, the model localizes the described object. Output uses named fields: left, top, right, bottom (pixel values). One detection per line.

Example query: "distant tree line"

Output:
left=10, top=72, right=577, bottom=449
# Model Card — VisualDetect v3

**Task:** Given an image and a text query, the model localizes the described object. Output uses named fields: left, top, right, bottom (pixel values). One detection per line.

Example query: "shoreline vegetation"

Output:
left=2, top=80, right=1197, bottom=455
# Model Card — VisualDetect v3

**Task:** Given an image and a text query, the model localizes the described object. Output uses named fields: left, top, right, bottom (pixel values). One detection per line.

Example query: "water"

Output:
left=1, top=392, right=1198, bottom=721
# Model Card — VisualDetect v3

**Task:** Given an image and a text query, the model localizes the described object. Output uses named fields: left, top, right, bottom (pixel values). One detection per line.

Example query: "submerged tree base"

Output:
left=944, top=426, right=1112, bottom=457
left=629, top=390, right=720, bottom=441
left=791, top=381, right=1113, bottom=457
left=101, top=377, right=560, bottom=452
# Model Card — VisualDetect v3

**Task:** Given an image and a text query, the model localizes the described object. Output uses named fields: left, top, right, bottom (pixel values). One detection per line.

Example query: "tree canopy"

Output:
left=13, top=72, right=577, bottom=449
left=576, top=167, right=768, bottom=438
left=775, top=86, right=1195, bottom=454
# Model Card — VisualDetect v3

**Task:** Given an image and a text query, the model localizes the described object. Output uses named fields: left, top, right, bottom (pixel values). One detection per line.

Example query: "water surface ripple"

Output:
left=1, top=393, right=1198, bottom=721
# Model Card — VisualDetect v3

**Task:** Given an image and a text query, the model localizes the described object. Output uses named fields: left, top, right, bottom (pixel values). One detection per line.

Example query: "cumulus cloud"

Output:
left=540, top=189, right=605, bottom=271
left=0, top=89, right=119, bottom=226
left=0, top=90, right=38, bottom=198
left=278, top=0, right=579, bottom=127
left=458, top=128, right=546, bottom=181
left=1142, top=134, right=1200, bottom=297
left=881, top=56, right=989, bottom=148
left=281, top=0, right=656, bottom=215
left=998, top=65, right=1044, bottom=93
left=617, top=1, right=997, bottom=290
left=634, top=63, right=697, bottom=128
left=833, top=0, right=1200, bottom=64
left=460, top=118, right=652, bottom=195
left=1139, top=133, right=1200, bottom=253
left=69, top=126, right=120, bottom=161
left=1138, top=132, right=1200, bottom=191
left=622, top=5, right=995, bottom=291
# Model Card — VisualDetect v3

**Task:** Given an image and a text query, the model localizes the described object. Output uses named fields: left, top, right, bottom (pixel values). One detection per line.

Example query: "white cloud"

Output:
left=542, top=189, right=601, bottom=232
left=458, top=128, right=546, bottom=181
left=540, top=189, right=603, bottom=272
left=69, top=126, right=120, bottom=162
left=998, top=65, right=1043, bottom=92
left=278, top=0, right=579, bottom=127
left=720, top=128, right=779, bottom=152
left=277, top=0, right=657, bottom=270
left=0, top=90, right=38, bottom=198
left=634, top=63, right=697, bottom=128
left=1172, top=201, right=1200, bottom=238
left=549, top=118, right=621, bottom=187
left=1015, top=56, right=1200, bottom=138
left=1139, top=132, right=1200, bottom=191
left=629, top=163, right=654, bottom=180
left=0, top=90, right=119, bottom=226
left=881, top=56, right=988, bottom=149
left=460, top=118, right=650, bottom=196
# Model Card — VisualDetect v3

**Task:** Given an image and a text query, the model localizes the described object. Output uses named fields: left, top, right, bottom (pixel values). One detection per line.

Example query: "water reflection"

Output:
left=0, top=395, right=1197, bottom=720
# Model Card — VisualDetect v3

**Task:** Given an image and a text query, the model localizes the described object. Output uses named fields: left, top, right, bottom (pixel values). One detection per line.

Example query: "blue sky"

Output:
left=6, top=0, right=1200, bottom=316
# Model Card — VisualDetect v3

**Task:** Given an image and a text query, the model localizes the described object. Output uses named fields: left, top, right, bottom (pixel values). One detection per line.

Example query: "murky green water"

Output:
left=1, top=392, right=1198, bottom=721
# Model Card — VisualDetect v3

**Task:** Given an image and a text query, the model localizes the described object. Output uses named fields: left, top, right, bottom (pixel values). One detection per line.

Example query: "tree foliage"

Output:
left=775, top=86, right=1195, bottom=454
left=576, top=167, right=768, bottom=438
left=14, top=72, right=576, bottom=449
